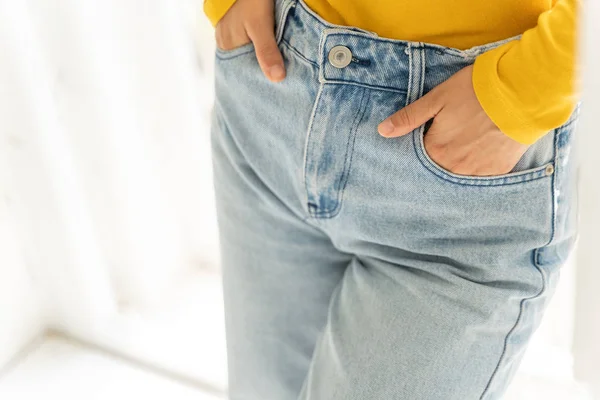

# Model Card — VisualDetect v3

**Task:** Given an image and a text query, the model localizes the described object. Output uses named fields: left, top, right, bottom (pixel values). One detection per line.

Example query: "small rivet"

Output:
left=545, top=164, right=555, bottom=175
left=328, top=45, right=352, bottom=68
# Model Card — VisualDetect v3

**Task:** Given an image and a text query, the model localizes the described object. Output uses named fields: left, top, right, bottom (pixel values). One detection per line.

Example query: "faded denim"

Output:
left=211, top=1, right=580, bottom=398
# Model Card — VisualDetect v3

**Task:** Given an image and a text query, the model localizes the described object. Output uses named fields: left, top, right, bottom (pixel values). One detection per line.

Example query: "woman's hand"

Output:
left=215, top=0, right=285, bottom=82
left=378, top=65, right=529, bottom=176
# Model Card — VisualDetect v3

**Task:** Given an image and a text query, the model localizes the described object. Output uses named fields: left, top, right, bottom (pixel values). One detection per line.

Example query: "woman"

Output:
left=204, top=0, right=579, bottom=398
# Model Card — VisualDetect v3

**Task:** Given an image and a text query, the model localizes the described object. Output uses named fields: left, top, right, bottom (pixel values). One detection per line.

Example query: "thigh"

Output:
left=299, top=253, right=560, bottom=400
left=298, top=87, right=578, bottom=400
left=211, top=48, right=350, bottom=400
left=212, top=118, right=349, bottom=399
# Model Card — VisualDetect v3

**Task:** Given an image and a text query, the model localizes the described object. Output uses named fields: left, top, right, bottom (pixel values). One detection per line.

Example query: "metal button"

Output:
left=545, top=164, right=555, bottom=175
left=328, top=46, right=352, bottom=68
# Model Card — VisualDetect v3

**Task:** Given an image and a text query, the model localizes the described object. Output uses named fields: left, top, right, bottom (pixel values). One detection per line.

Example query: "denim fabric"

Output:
left=211, top=1, right=580, bottom=398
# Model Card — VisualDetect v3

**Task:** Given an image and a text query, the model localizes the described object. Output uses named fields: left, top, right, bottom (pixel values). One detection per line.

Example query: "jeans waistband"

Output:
left=274, top=0, right=521, bottom=94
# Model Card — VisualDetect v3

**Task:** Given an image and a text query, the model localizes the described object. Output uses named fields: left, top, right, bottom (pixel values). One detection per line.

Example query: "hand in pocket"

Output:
left=377, top=65, right=529, bottom=177
left=215, top=0, right=286, bottom=82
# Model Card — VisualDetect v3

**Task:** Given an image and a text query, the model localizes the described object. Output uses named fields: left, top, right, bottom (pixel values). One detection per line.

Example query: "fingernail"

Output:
left=378, top=119, right=395, bottom=136
left=269, top=65, right=285, bottom=81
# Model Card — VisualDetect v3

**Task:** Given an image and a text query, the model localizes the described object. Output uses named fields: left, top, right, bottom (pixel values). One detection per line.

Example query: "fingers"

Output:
left=378, top=90, right=443, bottom=137
left=216, top=0, right=285, bottom=83
left=246, top=21, right=286, bottom=82
left=215, top=21, right=251, bottom=51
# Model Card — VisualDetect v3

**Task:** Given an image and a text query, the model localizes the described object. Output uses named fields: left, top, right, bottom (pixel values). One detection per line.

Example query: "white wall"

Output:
left=0, top=1, right=48, bottom=369
left=0, top=0, right=225, bottom=386
left=0, top=148, right=45, bottom=369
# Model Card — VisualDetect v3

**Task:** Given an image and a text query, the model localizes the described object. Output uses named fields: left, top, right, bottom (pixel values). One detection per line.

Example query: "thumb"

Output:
left=246, top=21, right=286, bottom=82
left=378, top=91, right=442, bottom=137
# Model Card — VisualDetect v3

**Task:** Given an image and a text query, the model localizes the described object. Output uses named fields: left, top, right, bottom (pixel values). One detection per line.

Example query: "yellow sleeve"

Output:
left=203, top=0, right=237, bottom=26
left=472, top=0, right=580, bottom=145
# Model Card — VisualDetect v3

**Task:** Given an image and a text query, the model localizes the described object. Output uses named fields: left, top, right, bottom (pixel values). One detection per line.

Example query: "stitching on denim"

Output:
left=479, top=251, right=548, bottom=399
left=318, top=35, right=408, bottom=93
left=412, top=128, right=548, bottom=185
left=332, top=89, right=369, bottom=214
left=322, top=31, right=519, bottom=59
left=309, top=88, right=366, bottom=217
left=310, top=88, right=369, bottom=218
left=215, top=44, right=256, bottom=61
left=547, top=127, right=560, bottom=247
left=479, top=128, right=563, bottom=399
left=280, top=39, right=319, bottom=68
left=316, top=90, right=370, bottom=218
left=303, top=84, right=325, bottom=216
left=418, top=45, right=426, bottom=104
left=406, top=42, right=414, bottom=106
left=317, top=27, right=327, bottom=84
left=412, top=130, right=553, bottom=187
left=529, top=117, right=576, bottom=266
left=318, top=79, right=408, bottom=94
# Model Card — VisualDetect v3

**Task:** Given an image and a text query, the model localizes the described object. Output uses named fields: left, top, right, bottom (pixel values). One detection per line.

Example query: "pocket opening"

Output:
left=412, top=125, right=555, bottom=187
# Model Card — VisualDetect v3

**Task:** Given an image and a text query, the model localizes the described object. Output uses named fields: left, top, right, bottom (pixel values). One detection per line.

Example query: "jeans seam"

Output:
left=480, top=251, right=548, bottom=399
left=319, top=78, right=408, bottom=94
left=308, top=88, right=369, bottom=218
left=412, top=129, right=553, bottom=187
left=322, top=31, right=518, bottom=59
left=303, top=84, right=325, bottom=216
left=330, top=89, right=369, bottom=216
left=547, top=125, right=561, bottom=247
left=215, top=45, right=256, bottom=61
left=479, top=249, right=548, bottom=399
left=479, top=128, right=559, bottom=398
left=281, top=39, right=319, bottom=68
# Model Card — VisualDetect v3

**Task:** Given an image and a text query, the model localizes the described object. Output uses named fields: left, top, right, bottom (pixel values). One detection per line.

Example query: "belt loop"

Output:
left=405, top=43, right=425, bottom=107
left=317, top=29, right=329, bottom=84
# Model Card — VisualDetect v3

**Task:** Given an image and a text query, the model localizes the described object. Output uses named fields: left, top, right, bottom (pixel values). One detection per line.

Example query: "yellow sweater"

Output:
left=204, top=0, right=579, bottom=144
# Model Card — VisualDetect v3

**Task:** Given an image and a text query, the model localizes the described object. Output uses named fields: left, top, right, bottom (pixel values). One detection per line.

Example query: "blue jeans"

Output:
left=211, top=1, right=579, bottom=398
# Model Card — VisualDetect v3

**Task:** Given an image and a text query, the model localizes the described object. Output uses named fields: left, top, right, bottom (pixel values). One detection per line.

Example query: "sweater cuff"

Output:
left=204, top=0, right=237, bottom=26
left=472, top=43, right=547, bottom=145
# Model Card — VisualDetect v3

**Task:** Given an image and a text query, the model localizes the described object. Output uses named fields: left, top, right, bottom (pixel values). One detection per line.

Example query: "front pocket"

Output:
left=412, top=124, right=556, bottom=187
left=215, top=42, right=256, bottom=61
